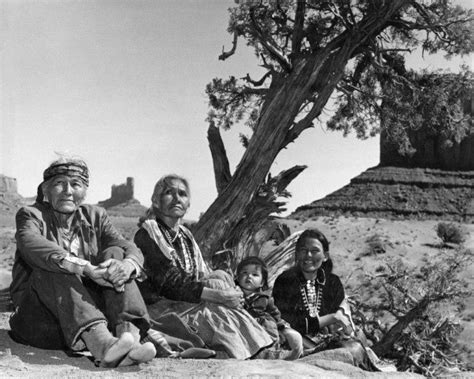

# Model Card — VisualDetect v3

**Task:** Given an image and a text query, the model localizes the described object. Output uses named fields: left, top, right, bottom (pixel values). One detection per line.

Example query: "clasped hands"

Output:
left=83, top=258, right=135, bottom=292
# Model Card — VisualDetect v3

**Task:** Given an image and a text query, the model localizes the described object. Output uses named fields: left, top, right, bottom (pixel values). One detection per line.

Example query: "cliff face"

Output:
left=292, top=167, right=474, bottom=222
left=380, top=92, right=473, bottom=170
left=380, top=131, right=474, bottom=170
left=292, top=87, right=473, bottom=222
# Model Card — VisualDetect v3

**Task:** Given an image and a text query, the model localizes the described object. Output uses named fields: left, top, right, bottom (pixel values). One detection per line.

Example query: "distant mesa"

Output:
left=0, top=174, right=147, bottom=217
left=293, top=167, right=474, bottom=222
left=0, top=175, right=18, bottom=195
left=98, top=177, right=147, bottom=217
left=0, top=174, right=24, bottom=213
left=292, top=90, right=474, bottom=222
left=99, top=177, right=135, bottom=208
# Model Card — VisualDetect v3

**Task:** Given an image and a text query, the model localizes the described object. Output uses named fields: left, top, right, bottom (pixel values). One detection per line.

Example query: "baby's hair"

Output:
left=138, top=173, right=190, bottom=226
left=236, top=256, right=269, bottom=291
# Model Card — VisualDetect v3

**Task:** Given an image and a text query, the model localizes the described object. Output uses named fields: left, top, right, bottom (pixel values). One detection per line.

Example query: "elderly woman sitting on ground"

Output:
left=134, top=174, right=275, bottom=359
left=9, top=156, right=156, bottom=367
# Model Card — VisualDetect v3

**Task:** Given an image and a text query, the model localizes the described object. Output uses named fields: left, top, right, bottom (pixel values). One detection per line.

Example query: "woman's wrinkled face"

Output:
left=237, top=264, right=264, bottom=294
left=153, top=179, right=190, bottom=220
left=296, top=237, right=327, bottom=274
left=44, top=175, right=87, bottom=213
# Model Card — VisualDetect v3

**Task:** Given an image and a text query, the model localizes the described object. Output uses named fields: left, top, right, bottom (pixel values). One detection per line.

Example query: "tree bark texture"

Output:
left=207, top=124, right=232, bottom=194
left=224, top=165, right=306, bottom=261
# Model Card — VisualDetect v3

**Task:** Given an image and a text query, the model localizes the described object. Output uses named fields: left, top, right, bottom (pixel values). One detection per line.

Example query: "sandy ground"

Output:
left=0, top=308, right=425, bottom=379
left=0, top=213, right=472, bottom=378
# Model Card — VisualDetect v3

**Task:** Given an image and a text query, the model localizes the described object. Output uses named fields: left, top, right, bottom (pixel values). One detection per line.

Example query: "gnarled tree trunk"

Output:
left=194, top=48, right=355, bottom=258
left=224, top=165, right=307, bottom=262
left=194, top=0, right=409, bottom=259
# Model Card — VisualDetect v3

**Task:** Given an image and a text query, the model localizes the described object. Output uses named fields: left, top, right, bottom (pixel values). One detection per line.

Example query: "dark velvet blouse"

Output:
left=272, top=266, right=345, bottom=336
left=133, top=219, right=204, bottom=304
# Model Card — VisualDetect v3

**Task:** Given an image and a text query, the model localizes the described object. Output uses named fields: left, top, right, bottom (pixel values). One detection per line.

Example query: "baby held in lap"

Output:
left=201, top=257, right=304, bottom=360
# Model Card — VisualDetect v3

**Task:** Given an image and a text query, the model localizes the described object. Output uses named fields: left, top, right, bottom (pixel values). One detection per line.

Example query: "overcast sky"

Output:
left=1, top=0, right=472, bottom=219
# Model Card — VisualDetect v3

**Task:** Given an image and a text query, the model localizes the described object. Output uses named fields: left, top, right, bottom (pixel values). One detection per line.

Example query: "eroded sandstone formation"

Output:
left=292, top=89, right=473, bottom=222
left=0, top=175, right=18, bottom=195
left=293, top=167, right=474, bottom=222
left=0, top=174, right=24, bottom=213
left=98, top=177, right=135, bottom=209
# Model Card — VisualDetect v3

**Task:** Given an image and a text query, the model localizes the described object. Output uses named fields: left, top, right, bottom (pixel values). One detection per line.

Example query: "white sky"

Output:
left=1, top=0, right=473, bottom=220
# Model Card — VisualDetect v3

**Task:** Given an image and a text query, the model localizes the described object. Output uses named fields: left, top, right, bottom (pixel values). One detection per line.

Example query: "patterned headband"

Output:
left=43, top=162, right=89, bottom=186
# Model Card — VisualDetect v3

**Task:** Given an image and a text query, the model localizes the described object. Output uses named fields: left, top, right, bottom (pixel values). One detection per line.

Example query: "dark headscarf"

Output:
left=43, top=162, right=89, bottom=186
left=36, top=159, right=89, bottom=203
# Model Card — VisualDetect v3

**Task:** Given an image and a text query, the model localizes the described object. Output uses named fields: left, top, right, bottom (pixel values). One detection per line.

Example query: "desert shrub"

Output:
left=436, top=222, right=465, bottom=245
left=360, top=233, right=392, bottom=258
left=375, top=265, right=386, bottom=273
left=350, top=248, right=472, bottom=376
left=462, top=311, right=474, bottom=322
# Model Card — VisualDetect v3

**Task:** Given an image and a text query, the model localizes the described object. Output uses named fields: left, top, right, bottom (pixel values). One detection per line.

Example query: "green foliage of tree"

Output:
left=327, top=62, right=473, bottom=156
left=195, top=0, right=473, bottom=258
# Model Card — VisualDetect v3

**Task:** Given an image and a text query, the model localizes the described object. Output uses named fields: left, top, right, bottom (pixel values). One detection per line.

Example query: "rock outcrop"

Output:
left=98, top=177, right=147, bottom=217
left=292, top=87, right=473, bottom=222
left=380, top=130, right=474, bottom=171
left=292, top=167, right=474, bottom=222
left=0, top=175, right=23, bottom=213
left=0, top=175, right=18, bottom=195
left=99, top=177, right=135, bottom=209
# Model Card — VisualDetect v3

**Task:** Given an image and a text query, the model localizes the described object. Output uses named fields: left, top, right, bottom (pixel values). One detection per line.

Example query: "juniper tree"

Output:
left=193, top=0, right=473, bottom=259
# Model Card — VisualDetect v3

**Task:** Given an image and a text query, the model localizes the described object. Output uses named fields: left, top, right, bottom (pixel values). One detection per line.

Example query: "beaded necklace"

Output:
left=161, top=226, right=195, bottom=275
left=300, top=270, right=326, bottom=318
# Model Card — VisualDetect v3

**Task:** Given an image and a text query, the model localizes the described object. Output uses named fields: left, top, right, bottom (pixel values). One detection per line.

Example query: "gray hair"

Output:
left=151, top=174, right=191, bottom=206
left=138, top=174, right=190, bottom=225
left=37, top=154, right=89, bottom=204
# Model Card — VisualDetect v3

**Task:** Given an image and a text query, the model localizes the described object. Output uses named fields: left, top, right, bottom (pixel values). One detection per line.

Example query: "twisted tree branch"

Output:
left=219, top=31, right=238, bottom=61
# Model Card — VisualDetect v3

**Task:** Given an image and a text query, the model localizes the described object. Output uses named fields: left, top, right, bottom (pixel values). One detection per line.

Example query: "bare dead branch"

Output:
left=241, top=86, right=268, bottom=96
left=242, top=71, right=272, bottom=86
left=219, top=31, right=238, bottom=61
left=373, top=297, right=431, bottom=356
left=273, top=165, right=307, bottom=194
